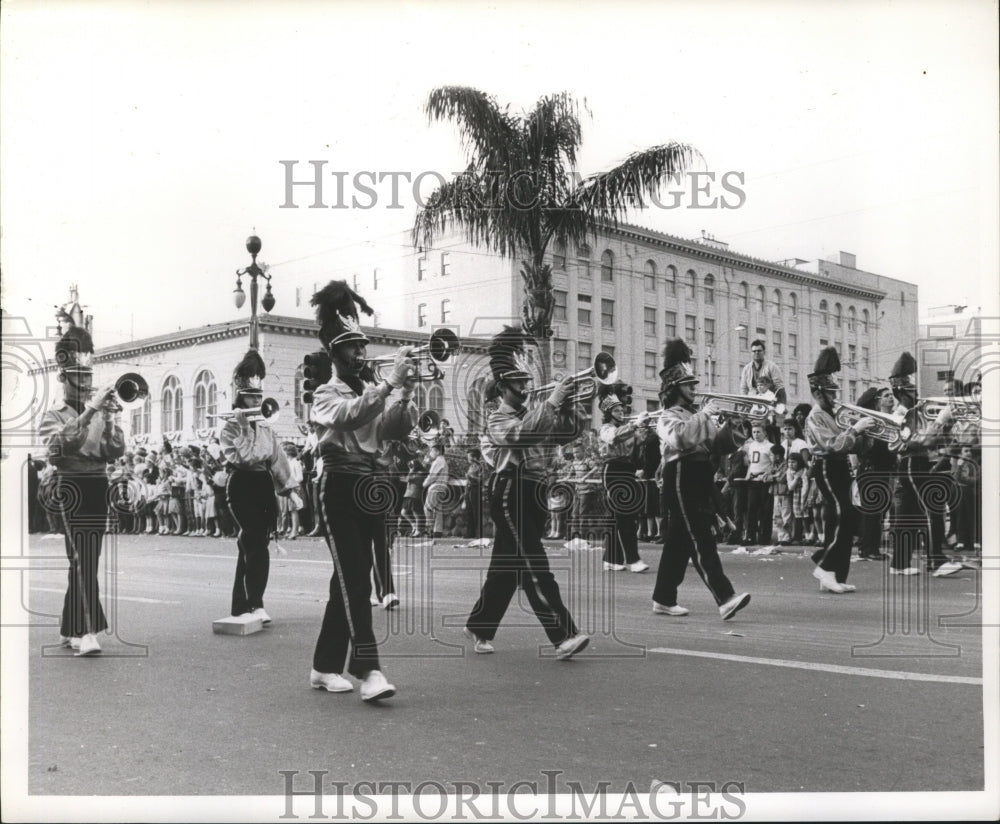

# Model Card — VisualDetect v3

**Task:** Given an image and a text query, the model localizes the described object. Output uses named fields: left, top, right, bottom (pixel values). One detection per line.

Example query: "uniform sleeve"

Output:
left=220, top=418, right=259, bottom=466
left=657, top=407, right=718, bottom=452
left=310, top=381, right=387, bottom=432
left=600, top=421, right=636, bottom=446
left=39, top=409, right=90, bottom=465
left=488, top=403, right=558, bottom=447
left=101, top=422, right=127, bottom=461
left=805, top=411, right=856, bottom=456
left=766, top=362, right=786, bottom=394
left=380, top=396, right=418, bottom=442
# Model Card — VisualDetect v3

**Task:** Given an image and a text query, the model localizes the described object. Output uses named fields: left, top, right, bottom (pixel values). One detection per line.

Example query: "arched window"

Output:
left=704, top=273, right=715, bottom=304
left=740, top=282, right=749, bottom=309
left=847, top=306, right=857, bottom=332
left=600, top=250, right=614, bottom=283
left=755, top=286, right=766, bottom=312
left=686, top=270, right=697, bottom=300
left=414, top=383, right=428, bottom=410
left=130, top=394, right=151, bottom=436
left=834, top=303, right=843, bottom=329
left=293, top=364, right=305, bottom=421
left=193, top=369, right=217, bottom=430
left=772, top=289, right=782, bottom=316
left=788, top=291, right=798, bottom=316
left=161, top=375, right=183, bottom=434
left=428, top=384, right=445, bottom=418
left=644, top=260, right=657, bottom=291
left=861, top=308, right=870, bottom=333
left=665, top=265, right=677, bottom=297
left=819, top=299, right=829, bottom=326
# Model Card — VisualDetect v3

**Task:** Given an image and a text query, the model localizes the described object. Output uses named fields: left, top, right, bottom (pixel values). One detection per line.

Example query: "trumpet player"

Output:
left=465, top=325, right=591, bottom=660
left=854, top=387, right=894, bottom=561
left=598, top=390, right=649, bottom=572
left=804, top=347, right=876, bottom=594
left=307, top=281, right=417, bottom=702
left=220, top=349, right=295, bottom=625
left=39, top=323, right=125, bottom=656
left=652, top=339, right=750, bottom=621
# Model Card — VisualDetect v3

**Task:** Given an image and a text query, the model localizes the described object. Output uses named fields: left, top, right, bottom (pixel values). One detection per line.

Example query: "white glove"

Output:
left=387, top=346, right=416, bottom=388
left=547, top=376, right=575, bottom=408
left=853, top=416, right=877, bottom=434
left=86, top=382, right=117, bottom=411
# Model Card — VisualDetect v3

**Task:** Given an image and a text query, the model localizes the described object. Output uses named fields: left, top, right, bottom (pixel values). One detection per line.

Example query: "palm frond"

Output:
left=425, top=86, right=520, bottom=171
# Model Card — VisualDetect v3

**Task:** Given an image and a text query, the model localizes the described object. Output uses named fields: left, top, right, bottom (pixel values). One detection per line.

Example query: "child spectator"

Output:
left=786, top=453, right=811, bottom=545
left=767, top=443, right=792, bottom=545
left=741, top=423, right=774, bottom=545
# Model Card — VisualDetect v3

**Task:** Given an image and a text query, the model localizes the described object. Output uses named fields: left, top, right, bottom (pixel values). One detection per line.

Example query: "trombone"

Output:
left=366, top=328, right=460, bottom=382
left=696, top=391, right=784, bottom=421
left=833, top=402, right=909, bottom=445
left=523, top=352, right=618, bottom=405
left=209, top=397, right=280, bottom=424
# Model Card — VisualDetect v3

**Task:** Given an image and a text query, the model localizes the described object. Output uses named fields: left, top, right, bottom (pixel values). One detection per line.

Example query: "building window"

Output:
left=428, top=384, right=445, bottom=417
left=441, top=298, right=451, bottom=323
left=685, top=270, right=697, bottom=300
left=771, top=330, right=782, bottom=355
left=352, top=273, right=360, bottom=292
left=847, top=306, right=856, bottom=332
left=417, top=255, right=427, bottom=281
left=834, top=303, right=842, bottom=329
left=862, top=309, right=870, bottom=333
left=644, top=351, right=657, bottom=379
left=756, top=326, right=766, bottom=341
left=848, top=343, right=857, bottom=367
left=788, top=291, right=797, bottom=315
left=644, top=307, right=657, bottom=337
left=161, top=375, right=183, bottom=434
left=646, top=399, right=660, bottom=413
left=738, top=325, right=749, bottom=351
left=862, top=346, right=870, bottom=371
left=130, top=394, right=151, bottom=436
left=577, top=342, right=592, bottom=372
left=819, top=337, right=828, bottom=348
left=553, top=241, right=567, bottom=270
left=705, top=358, right=717, bottom=387
left=293, top=365, right=305, bottom=421
left=418, top=303, right=427, bottom=327
left=740, top=281, right=749, bottom=309
left=685, top=314, right=697, bottom=340
left=577, top=243, right=591, bottom=279
left=577, top=293, right=591, bottom=326
left=772, top=289, right=782, bottom=316
left=193, top=369, right=218, bottom=430
left=755, top=286, right=766, bottom=312
left=704, top=317, right=715, bottom=347
left=440, top=251, right=450, bottom=277
left=601, top=299, right=614, bottom=329
left=665, top=265, right=677, bottom=296
left=551, top=339, right=568, bottom=370
left=602, top=344, right=615, bottom=359
left=819, top=300, right=829, bottom=326
left=601, top=250, right=614, bottom=282
left=789, top=372, right=799, bottom=395
left=553, top=289, right=568, bottom=322
left=788, top=332, right=798, bottom=359
left=644, top=260, right=657, bottom=291
left=373, top=268, right=380, bottom=290
left=704, top=273, right=715, bottom=304
left=848, top=380, right=857, bottom=403
left=664, top=310, right=677, bottom=338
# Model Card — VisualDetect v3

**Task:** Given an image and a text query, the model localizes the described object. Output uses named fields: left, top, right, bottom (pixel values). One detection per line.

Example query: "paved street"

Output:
left=21, top=532, right=986, bottom=799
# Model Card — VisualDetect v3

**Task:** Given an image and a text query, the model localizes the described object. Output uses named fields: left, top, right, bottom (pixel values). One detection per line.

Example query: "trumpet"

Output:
left=696, top=391, right=784, bottom=420
left=366, top=328, right=460, bottom=382
left=209, top=397, right=280, bottom=423
left=524, top=353, right=618, bottom=405
left=916, top=397, right=981, bottom=424
left=833, top=402, right=909, bottom=445
left=101, top=372, right=150, bottom=413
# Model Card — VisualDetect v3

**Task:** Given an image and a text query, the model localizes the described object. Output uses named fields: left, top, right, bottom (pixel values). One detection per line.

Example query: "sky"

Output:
left=1, top=0, right=998, bottom=349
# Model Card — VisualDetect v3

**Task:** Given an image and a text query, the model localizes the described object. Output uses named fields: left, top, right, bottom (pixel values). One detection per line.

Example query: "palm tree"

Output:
left=414, top=86, right=701, bottom=380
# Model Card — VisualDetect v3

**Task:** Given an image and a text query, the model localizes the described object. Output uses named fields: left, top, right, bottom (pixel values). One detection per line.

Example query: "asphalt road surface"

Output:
left=20, top=532, right=986, bottom=800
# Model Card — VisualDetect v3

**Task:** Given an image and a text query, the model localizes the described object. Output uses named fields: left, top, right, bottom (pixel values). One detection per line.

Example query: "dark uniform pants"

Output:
left=653, top=460, right=736, bottom=608
left=227, top=469, right=278, bottom=616
left=892, top=456, right=947, bottom=571
left=56, top=472, right=110, bottom=637
left=466, top=470, right=577, bottom=645
left=602, top=460, right=641, bottom=565
left=810, top=457, right=857, bottom=583
left=314, top=470, right=384, bottom=677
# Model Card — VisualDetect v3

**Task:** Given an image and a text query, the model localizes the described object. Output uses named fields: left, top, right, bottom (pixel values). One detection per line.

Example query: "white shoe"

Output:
left=59, top=635, right=73, bottom=648
left=370, top=596, right=381, bottom=606
left=839, top=583, right=857, bottom=592
left=719, top=592, right=751, bottom=620
left=310, top=669, right=353, bottom=693
left=603, top=562, right=626, bottom=571
left=382, top=594, right=399, bottom=610
left=652, top=602, right=689, bottom=616
left=554, top=633, right=590, bottom=660
left=628, top=561, right=650, bottom=573
left=75, top=633, right=102, bottom=656
left=463, top=627, right=495, bottom=654
left=813, top=566, right=846, bottom=594
left=360, top=670, right=396, bottom=702
left=932, top=561, right=964, bottom=577
left=251, top=607, right=272, bottom=625
left=890, top=567, right=920, bottom=576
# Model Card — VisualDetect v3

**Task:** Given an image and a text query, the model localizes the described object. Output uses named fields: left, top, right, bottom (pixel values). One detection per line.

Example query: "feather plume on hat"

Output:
left=488, top=324, right=535, bottom=383
left=54, top=325, right=95, bottom=372
left=232, top=348, right=266, bottom=393
left=659, top=338, right=698, bottom=388
left=808, top=346, right=841, bottom=390
left=889, top=351, right=917, bottom=385
left=311, top=280, right=374, bottom=347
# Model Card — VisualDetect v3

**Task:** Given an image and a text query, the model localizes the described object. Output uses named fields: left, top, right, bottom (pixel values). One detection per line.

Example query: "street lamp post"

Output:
left=706, top=323, right=747, bottom=390
left=232, top=235, right=276, bottom=350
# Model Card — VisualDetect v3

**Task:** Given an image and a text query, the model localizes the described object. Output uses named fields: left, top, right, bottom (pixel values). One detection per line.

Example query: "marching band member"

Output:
left=854, top=387, right=894, bottom=561
left=886, top=352, right=963, bottom=577
left=464, top=325, right=591, bottom=659
left=652, top=339, right=750, bottom=621
left=39, top=323, right=125, bottom=656
left=220, top=349, right=295, bottom=624
left=804, top=347, right=876, bottom=593
left=307, top=281, right=417, bottom=701
left=598, top=391, right=649, bottom=572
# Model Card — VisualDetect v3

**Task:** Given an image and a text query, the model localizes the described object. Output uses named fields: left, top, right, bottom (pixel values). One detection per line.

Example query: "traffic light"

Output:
left=301, top=350, right=332, bottom=406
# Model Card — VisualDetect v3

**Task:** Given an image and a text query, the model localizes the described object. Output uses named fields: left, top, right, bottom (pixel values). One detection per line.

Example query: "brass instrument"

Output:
left=916, top=397, right=981, bottom=425
left=102, top=372, right=150, bottom=413
left=366, top=328, right=460, bottom=382
left=415, top=410, right=442, bottom=444
left=696, top=391, right=783, bottom=421
left=210, top=397, right=280, bottom=423
left=832, top=402, right=909, bottom=445
left=524, top=352, right=618, bottom=405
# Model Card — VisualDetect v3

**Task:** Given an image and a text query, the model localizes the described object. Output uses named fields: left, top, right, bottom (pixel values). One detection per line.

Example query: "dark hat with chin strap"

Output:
left=808, top=347, right=841, bottom=391
left=54, top=324, right=95, bottom=374
left=489, top=324, right=535, bottom=383
left=659, top=338, right=698, bottom=388
left=311, top=280, right=374, bottom=348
